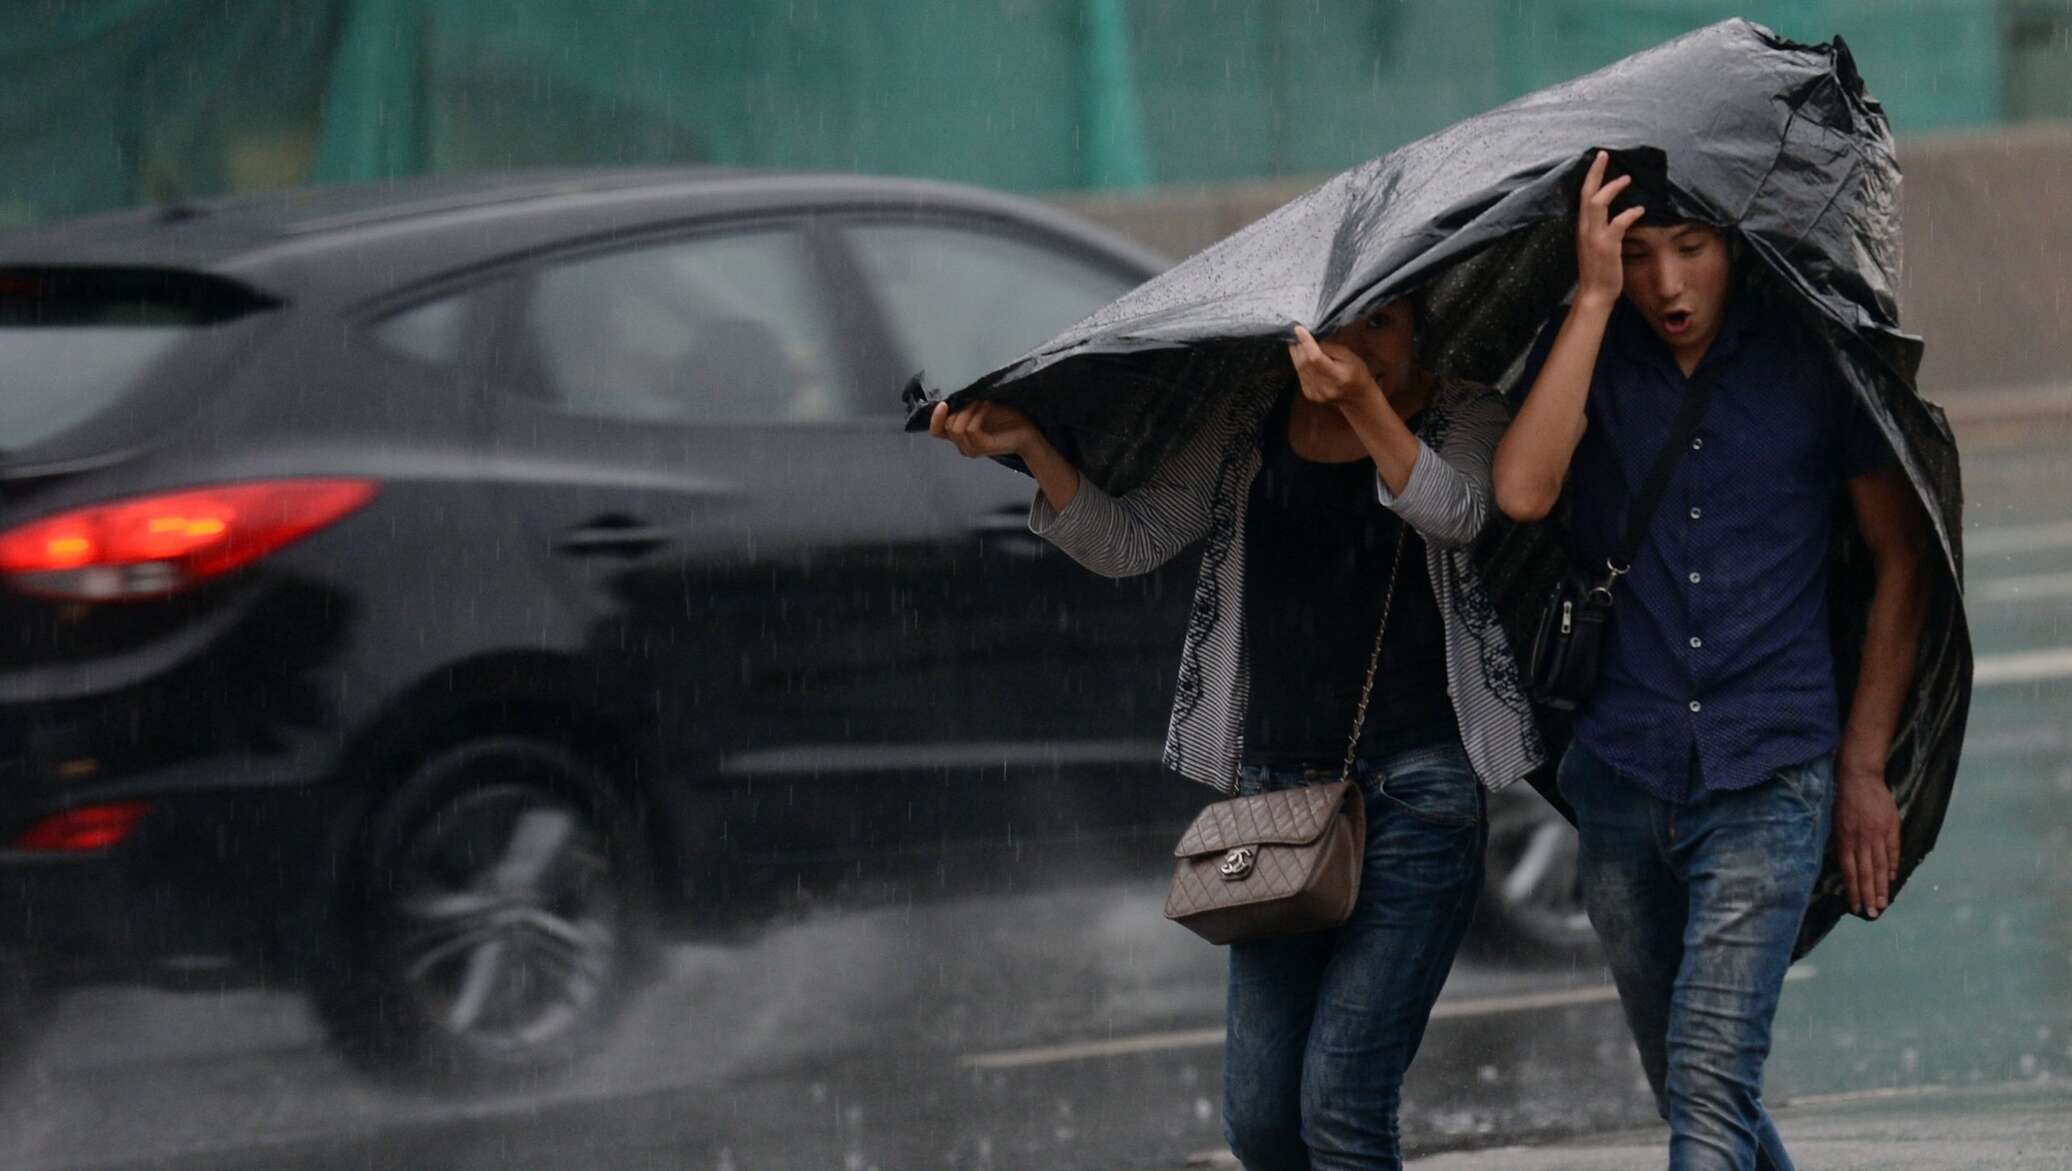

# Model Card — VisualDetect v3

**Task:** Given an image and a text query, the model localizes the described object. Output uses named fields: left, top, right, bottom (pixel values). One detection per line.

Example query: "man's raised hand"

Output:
left=1577, top=151, right=1646, bottom=309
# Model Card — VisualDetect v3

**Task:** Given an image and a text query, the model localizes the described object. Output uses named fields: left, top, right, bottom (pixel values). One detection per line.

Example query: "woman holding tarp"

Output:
left=929, top=298, right=1542, bottom=1168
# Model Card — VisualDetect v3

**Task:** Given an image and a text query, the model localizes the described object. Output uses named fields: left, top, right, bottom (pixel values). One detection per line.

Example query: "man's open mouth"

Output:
left=1661, top=308, right=1694, bottom=334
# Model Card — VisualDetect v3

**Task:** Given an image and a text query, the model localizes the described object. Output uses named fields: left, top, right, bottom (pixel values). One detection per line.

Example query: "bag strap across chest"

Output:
left=1598, top=363, right=1725, bottom=592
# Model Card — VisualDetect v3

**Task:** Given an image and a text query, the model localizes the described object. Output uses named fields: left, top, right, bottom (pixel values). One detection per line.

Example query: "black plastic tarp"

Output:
left=906, top=18, right=1970, bottom=958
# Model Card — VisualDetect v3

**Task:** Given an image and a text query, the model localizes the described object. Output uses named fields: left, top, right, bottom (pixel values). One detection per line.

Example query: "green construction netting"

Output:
left=0, top=0, right=2051, bottom=230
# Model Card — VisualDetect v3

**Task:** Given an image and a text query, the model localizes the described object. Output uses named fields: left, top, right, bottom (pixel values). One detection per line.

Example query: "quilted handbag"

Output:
left=1163, top=778, right=1367, bottom=944
left=1163, top=525, right=1407, bottom=945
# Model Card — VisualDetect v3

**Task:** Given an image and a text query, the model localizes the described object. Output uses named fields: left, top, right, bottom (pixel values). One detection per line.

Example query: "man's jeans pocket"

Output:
left=1773, top=753, right=1836, bottom=822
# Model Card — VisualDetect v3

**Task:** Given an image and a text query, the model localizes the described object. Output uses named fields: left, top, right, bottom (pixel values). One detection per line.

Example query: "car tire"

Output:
left=1470, top=786, right=1598, bottom=965
left=313, top=737, right=654, bottom=1085
left=0, top=946, right=51, bottom=1076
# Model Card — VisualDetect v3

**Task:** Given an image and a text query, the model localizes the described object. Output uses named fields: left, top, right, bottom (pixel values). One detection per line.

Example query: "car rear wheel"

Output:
left=315, top=738, right=652, bottom=1085
left=1473, top=787, right=1597, bottom=964
left=0, top=946, right=51, bottom=1076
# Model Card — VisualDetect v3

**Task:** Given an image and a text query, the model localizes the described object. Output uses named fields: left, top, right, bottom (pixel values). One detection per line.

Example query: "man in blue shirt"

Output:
left=1493, top=152, right=1930, bottom=1171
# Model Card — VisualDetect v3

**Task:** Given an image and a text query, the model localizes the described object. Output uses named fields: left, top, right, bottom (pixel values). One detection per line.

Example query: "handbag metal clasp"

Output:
left=1219, top=846, right=1256, bottom=880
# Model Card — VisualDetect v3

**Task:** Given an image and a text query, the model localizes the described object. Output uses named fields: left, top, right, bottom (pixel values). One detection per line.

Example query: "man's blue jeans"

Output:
left=1222, top=742, right=1486, bottom=1171
left=1559, top=744, right=1834, bottom=1171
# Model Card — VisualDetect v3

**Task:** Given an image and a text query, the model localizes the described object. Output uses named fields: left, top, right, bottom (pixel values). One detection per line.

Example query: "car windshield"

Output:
left=0, top=329, right=190, bottom=454
left=0, top=271, right=267, bottom=456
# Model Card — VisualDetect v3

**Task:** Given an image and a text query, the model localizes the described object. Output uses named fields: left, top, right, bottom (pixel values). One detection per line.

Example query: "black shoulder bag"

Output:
left=1527, top=367, right=1721, bottom=711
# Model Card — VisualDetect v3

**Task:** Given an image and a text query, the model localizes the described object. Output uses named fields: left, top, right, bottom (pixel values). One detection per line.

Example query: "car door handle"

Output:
left=557, top=515, right=673, bottom=557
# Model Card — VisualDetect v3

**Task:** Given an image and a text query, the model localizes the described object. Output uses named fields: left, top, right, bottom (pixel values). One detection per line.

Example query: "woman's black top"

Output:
left=1242, top=391, right=1457, bottom=766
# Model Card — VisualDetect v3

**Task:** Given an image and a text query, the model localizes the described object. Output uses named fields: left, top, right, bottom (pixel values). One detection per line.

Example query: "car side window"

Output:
left=845, top=224, right=1138, bottom=392
left=523, top=229, right=855, bottom=424
left=371, top=292, right=473, bottom=366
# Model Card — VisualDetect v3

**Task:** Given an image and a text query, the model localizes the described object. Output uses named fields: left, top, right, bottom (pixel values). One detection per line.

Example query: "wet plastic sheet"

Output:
left=909, top=19, right=1971, bottom=958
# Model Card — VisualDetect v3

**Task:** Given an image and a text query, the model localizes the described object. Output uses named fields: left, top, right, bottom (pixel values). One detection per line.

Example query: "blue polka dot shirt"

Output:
left=1521, top=293, right=1892, bottom=802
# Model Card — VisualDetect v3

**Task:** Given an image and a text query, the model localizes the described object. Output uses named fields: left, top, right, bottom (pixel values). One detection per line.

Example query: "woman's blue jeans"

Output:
left=1222, top=742, right=1486, bottom=1171
left=1559, top=744, right=1834, bottom=1171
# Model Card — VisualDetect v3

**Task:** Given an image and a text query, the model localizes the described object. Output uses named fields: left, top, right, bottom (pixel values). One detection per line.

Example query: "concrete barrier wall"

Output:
left=1050, top=124, right=2072, bottom=396
left=1896, top=125, right=2072, bottom=395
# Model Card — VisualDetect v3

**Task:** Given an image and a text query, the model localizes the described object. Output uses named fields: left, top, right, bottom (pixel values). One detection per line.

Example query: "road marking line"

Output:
left=719, top=738, right=1164, bottom=775
left=1967, top=520, right=2072, bottom=558
left=1964, top=725, right=2067, bottom=757
left=960, top=1026, right=1227, bottom=1070
left=1973, top=571, right=2072, bottom=604
left=959, top=967, right=1814, bottom=1070
left=1779, top=1076, right=2068, bottom=1109
left=1974, top=646, right=2072, bottom=687
left=1782, top=1083, right=1955, bottom=1107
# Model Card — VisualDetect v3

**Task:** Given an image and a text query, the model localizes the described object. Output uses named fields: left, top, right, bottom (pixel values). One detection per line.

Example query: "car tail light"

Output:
left=14, top=801, right=152, bottom=852
left=0, top=479, right=377, bottom=600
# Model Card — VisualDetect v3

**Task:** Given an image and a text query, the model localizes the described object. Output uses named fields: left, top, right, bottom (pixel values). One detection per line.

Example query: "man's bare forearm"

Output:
left=1840, top=546, right=1928, bottom=783
left=1493, top=295, right=1614, bottom=521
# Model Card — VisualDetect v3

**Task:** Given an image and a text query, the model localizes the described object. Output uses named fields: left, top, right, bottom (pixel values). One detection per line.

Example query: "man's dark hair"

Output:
left=1601, top=151, right=1689, bottom=228
left=1590, top=149, right=1745, bottom=267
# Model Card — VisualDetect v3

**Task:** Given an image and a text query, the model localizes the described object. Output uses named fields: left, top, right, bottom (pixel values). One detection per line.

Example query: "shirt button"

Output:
left=1690, top=636, right=1703, bottom=649
left=1689, top=507, right=1703, bottom=520
left=1689, top=700, right=1703, bottom=713
left=1691, top=437, right=1704, bottom=451
left=1689, top=571, right=1702, bottom=584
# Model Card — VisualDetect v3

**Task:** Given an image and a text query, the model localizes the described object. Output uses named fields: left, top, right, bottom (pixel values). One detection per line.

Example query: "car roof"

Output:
left=0, top=168, right=1166, bottom=307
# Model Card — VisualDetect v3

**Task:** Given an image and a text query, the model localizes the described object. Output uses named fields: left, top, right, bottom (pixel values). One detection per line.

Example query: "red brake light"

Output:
left=0, top=479, right=377, bottom=600
left=14, top=801, right=152, bottom=852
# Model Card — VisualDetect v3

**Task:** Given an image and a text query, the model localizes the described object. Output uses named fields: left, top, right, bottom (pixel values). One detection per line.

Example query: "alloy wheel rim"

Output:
left=1490, top=814, right=1593, bottom=943
left=385, top=781, right=622, bottom=1052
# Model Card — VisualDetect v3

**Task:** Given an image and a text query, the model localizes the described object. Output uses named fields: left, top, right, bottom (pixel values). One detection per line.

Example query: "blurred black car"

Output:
left=0, top=169, right=1587, bottom=1082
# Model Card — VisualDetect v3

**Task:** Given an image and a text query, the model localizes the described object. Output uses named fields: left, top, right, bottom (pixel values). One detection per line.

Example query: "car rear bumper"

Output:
left=0, top=756, right=350, bottom=986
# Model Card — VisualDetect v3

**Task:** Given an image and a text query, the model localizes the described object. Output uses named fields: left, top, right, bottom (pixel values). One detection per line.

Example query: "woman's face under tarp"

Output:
left=1329, top=297, right=1423, bottom=400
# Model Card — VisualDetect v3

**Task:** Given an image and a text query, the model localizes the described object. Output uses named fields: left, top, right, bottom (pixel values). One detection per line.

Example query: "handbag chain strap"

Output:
left=1340, top=523, right=1412, bottom=787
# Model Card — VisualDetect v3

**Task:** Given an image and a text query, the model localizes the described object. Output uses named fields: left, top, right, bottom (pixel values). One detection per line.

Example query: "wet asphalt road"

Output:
left=2, top=419, right=2068, bottom=1171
